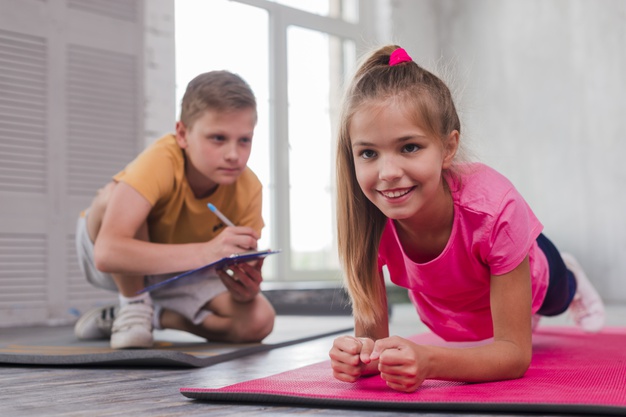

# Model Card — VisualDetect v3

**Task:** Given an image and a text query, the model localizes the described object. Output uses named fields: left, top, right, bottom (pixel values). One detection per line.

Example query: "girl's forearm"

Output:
left=422, top=339, right=531, bottom=382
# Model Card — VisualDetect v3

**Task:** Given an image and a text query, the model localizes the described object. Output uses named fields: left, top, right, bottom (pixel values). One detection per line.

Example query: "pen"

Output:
left=207, top=203, right=235, bottom=227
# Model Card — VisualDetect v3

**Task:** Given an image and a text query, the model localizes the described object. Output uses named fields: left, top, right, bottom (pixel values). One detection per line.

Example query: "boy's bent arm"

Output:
left=94, top=182, right=257, bottom=275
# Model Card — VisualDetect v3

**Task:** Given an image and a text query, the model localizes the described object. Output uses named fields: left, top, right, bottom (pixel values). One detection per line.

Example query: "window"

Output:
left=175, top=0, right=366, bottom=281
left=287, top=26, right=355, bottom=274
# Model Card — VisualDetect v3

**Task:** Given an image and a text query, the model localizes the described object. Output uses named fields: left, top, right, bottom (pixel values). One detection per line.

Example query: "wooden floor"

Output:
left=1, top=302, right=625, bottom=417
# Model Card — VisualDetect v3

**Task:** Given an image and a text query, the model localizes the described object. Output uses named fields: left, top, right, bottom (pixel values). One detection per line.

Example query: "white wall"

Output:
left=143, top=0, right=176, bottom=146
left=387, top=0, right=626, bottom=303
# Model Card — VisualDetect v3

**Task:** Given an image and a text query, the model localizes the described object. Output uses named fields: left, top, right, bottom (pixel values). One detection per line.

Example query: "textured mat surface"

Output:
left=182, top=327, right=626, bottom=415
left=0, top=316, right=353, bottom=367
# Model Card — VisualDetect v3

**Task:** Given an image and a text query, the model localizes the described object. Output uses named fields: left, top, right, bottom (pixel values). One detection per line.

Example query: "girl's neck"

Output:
left=394, top=180, right=455, bottom=264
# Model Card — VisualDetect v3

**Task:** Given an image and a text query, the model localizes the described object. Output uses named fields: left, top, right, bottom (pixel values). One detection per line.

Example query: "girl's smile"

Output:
left=378, top=186, right=415, bottom=200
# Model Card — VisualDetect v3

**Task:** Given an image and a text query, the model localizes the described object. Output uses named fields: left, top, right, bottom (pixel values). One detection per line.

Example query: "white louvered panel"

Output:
left=66, top=234, right=116, bottom=306
left=67, top=44, right=138, bottom=196
left=67, top=0, right=138, bottom=22
left=0, top=233, right=47, bottom=308
left=0, top=29, right=46, bottom=194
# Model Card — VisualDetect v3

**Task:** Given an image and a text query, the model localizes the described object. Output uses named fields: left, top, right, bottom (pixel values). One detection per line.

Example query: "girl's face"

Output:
left=349, top=100, right=457, bottom=222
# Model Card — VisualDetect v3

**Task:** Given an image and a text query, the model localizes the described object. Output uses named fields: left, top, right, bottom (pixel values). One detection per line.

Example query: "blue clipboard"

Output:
left=138, top=249, right=281, bottom=294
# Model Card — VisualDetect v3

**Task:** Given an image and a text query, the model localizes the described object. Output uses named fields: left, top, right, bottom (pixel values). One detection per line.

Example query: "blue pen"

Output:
left=208, top=203, right=235, bottom=227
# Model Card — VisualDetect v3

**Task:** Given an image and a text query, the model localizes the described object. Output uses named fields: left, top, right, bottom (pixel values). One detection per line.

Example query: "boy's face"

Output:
left=176, top=108, right=256, bottom=196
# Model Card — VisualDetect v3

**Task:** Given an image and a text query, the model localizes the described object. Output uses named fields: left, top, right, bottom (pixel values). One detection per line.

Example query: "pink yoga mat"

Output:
left=182, top=327, right=626, bottom=415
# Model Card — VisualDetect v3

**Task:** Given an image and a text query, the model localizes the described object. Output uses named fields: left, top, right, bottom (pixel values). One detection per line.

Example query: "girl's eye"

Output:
left=239, top=137, right=252, bottom=144
left=402, top=144, right=420, bottom=153
left=360, top=149, right=376, bottom=159
left=211, top=135, right=226, bottom=142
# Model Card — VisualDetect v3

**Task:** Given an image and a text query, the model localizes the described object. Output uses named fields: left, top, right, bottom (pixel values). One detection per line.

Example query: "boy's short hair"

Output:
left=180, top=71, right=257, bottom=128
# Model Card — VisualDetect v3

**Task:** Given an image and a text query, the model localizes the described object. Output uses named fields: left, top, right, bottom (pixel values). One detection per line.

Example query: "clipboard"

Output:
left=138, top=249, right=281, bottom=294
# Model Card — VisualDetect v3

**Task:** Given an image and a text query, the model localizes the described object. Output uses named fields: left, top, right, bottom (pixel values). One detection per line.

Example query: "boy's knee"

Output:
left=92, top=181, right=115, bottom=206
left=86, top=181, right=116, bottom=242
left=231, top=299, right=276, bottom=343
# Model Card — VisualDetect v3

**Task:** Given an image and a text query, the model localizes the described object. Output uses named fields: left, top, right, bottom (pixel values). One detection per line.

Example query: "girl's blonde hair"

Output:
left=336, top=45, right=462, bottom=330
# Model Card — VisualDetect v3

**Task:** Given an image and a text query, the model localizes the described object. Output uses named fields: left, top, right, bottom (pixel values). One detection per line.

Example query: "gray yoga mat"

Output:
left=0, top=315, right=353, bottom=368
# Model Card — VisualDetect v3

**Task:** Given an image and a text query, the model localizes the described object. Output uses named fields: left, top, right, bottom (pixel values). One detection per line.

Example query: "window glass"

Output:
left=287, top=26, right=355, bottom=272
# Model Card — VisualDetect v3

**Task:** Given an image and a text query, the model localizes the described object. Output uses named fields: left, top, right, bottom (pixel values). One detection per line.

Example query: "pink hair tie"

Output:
left=389, top=48, right=412, bottom=66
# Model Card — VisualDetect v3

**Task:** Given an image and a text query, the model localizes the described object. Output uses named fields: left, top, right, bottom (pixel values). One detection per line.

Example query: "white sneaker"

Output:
left=74, top=304, right=118, bottom=340
left=561, top=252, right=605, bottom=333
left=110, top=301, right=154, bottom=349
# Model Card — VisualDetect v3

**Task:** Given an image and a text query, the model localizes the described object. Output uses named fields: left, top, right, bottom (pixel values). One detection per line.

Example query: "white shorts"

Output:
left=75, top=213, right=228, bottom=325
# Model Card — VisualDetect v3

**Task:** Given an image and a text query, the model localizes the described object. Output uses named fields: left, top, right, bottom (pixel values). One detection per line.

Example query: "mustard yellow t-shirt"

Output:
left=112, top=134, right=263, bottom=244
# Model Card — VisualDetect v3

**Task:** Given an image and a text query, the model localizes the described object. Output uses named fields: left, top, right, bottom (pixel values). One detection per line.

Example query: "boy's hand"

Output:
left=205, top=226, right=260, bottom=261
left=216, top=258, right=264, bottom=303
left=329, top=336, right=377, bottom=382
left=369, top=336, right=427, bottom=392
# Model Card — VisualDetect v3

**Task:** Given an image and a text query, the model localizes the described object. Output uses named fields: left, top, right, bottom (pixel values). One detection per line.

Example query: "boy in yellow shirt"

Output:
left=74, top=71, right=275, bottom=349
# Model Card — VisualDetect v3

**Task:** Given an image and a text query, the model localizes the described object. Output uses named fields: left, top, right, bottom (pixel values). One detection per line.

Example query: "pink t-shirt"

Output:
left=378, top=163, right=549, bottom=341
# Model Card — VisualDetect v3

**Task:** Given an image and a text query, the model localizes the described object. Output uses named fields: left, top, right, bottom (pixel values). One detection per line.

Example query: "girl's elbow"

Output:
left=510, top=353, right=532, bottom=379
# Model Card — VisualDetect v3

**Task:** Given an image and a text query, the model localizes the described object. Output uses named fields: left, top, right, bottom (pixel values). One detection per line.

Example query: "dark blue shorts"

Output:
left=535, top=233, right=577, bottom=316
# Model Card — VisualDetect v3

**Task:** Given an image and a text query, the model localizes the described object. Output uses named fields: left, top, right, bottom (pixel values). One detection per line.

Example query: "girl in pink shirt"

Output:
left=330, top=45, right=605, bottom=392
